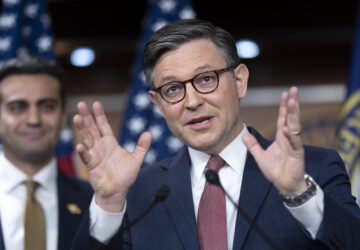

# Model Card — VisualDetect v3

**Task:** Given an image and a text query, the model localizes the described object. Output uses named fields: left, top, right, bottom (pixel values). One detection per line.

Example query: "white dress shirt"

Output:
left=0, top=153, right=59, bottom=250
left=90, top=126, right=324, bottom=247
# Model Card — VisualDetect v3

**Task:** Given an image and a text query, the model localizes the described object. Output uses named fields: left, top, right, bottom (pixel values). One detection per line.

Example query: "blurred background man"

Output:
left=0, top=56, right=92, bottom=250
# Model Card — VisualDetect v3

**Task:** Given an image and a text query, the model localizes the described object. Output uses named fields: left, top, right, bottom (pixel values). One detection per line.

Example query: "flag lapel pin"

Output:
left=67, top=203, right=81, bottom=215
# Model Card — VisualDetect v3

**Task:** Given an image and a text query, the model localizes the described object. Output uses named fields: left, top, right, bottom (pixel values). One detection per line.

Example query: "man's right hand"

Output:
left=73, top=101, right=152, bottom=213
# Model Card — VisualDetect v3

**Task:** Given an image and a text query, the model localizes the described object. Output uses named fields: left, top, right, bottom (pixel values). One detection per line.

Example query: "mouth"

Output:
left=21, top=130, right=46, bottom=140
left=186, top=116, right=214, bottom=128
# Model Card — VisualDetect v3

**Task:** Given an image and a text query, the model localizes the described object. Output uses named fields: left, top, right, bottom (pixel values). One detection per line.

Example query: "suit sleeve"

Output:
left=70, top=210, right=108, bottom=250
left=70, top=203, right=130, bottom=250
left=309, top=148, right=360, bottom=249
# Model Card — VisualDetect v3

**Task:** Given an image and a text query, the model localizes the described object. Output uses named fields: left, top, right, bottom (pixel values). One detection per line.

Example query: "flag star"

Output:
left=17, top=47, right=30, bottom=58
left=152, top=105, right=163, bottom=117
left=0, top=14, right=17, bottom=29
left=179, top=7, right=196, bottom=19
left=127, top=116, right=146, bottom=134
left=166, top=136, right=183, bottom=152
left=144, top=149, right=157, bottom=164
left=149, top=124, right=163, bottom=141
left=3, top=0, right=20, bottom=6
left=24, top=4, right=39, bottom=19
left=36, top=35, right=52, bottom=52
left=0, top=37, right=11, bottom=52
left=60, top=127, right=73, bottom=143
left=41, top=14, right=51, bottom=29
left=158, top=0, right=177, bottom=13
left=133, top=92, right=150, bottom=110
left=123, top=141, right=136, bottom=153
left=152, top=19, right=168, bottom=32
left=22, top=25, right=32, bottom=37
left=139, top=71, right=146, bottom=84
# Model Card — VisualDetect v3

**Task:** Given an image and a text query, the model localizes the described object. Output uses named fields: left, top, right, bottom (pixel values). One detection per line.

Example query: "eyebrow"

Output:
left=5, top=98, right=59, bottom=106
left=158, top=64, right=218, bottom=85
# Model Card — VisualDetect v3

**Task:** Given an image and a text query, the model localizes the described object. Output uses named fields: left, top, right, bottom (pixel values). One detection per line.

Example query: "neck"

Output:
left=3, top=151, right=52, bottom=177
left=207, top=122, right=245, bottom=155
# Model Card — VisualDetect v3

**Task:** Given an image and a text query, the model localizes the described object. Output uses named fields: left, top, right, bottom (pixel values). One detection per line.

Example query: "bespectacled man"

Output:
left=71, top=19, right=360, bottom=250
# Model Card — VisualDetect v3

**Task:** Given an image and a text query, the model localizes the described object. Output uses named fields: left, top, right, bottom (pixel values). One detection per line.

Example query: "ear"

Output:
left=233, top=64, right=249, bottom=99
left=148, top=90, right=164, bottom=115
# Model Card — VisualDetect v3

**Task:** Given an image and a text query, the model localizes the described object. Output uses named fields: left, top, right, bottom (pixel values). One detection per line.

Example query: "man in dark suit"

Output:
left=72, top=19, right=360, bottom=250
left=0, top=57, right=93, bottom=250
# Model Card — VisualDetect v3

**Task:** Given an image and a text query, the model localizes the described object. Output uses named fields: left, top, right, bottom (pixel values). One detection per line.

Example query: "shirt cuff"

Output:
left=284, top=179, right=324, bottom=238
left=89, top=196, right=126, bottom=243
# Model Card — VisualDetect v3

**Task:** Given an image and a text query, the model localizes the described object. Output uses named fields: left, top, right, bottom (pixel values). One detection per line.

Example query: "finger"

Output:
left=287, top=87, right=301, bottom=132
left=73, top=114, right=94, bottom=149
left=77, top=102, right=102, bottom=140
left=284, top=87, right=302, bottom=150
left=242, top=133, right=265, bottom=163
left=133, top=131, right=152, bottom=165
left=277, top=91, right=288, bottom=130
left=76, top=143, right=92, bottom=166
left=283, top=127, right=303, bottom=151
left=76, top=101, right=91, bottom=116
left=93, top=101, right=114, bottom=136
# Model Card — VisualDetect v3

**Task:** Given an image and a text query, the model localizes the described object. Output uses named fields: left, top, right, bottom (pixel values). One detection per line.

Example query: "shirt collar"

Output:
left=189, top=125, right=249, bottom=182
left=0, top=153, right=58, bottom=194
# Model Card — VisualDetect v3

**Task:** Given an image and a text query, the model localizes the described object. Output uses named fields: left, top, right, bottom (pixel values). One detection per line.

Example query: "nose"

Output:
left=184, top=83, right=204, bottom=110
left=27, top=106, right=41, bottom=126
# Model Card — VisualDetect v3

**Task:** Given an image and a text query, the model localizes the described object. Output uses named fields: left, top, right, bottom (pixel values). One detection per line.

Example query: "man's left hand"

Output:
left=242, top=86, right=307, bottom=196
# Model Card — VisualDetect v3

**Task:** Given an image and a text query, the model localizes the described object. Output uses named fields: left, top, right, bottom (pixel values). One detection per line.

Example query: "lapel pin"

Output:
left=67, top=203, right=81, bottom=215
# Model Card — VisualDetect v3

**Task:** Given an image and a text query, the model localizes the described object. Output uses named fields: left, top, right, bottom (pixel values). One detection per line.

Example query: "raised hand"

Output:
left=242, top=87, right=307, bottom=196
left=73, top=101, right=152, bottom=212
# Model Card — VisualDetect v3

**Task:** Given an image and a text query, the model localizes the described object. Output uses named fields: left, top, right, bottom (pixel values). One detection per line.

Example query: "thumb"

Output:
left=242, top=133, right=264, bottom=163
left=133, top=131, right=152, bottom=163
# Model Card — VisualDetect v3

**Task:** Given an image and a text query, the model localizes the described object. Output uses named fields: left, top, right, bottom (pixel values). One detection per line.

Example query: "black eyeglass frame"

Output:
left=152, top=65, right=236, bottom=104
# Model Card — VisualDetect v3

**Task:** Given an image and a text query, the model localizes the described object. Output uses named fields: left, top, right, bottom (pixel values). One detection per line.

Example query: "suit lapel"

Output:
left=57, top=173, right=85, bottom=250
left=57, top=173, right=73, bottom=250
left=232, top=128, right=273, bottom=250
left=155, top=149, right=200, bottom=250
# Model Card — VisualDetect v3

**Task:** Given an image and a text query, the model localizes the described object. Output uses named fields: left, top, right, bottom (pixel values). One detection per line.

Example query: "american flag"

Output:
left=119, top=0, right=196, bottom=167
left=0, top=0, right=76, bottom=175
left=0, top=0, right=54, bottom=63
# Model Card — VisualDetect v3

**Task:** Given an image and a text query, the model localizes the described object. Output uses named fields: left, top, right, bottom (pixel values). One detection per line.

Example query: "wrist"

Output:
left=279, top=175, right=317, bottom=207
left=280, top=178, right=308, bottom=197
left=94, top=192, right=127, bottom=213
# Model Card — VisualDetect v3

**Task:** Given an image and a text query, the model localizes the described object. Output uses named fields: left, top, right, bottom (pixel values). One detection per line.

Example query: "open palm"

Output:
left=73, top=101, right=152, bottom=212
left=243, top=87, right=307, bottom=196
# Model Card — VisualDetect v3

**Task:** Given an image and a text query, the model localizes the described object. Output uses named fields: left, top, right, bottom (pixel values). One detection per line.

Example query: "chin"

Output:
left=22, top=150, right=54, bottom=163
left=187, top=139, right=219, bottom=154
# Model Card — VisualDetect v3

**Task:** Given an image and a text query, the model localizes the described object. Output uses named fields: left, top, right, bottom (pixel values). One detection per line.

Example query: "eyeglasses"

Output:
left=152, top=66, right=235, bottom=104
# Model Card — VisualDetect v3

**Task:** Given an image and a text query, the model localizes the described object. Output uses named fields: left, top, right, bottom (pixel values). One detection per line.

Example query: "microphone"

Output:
left=205, top=169, right=280, bottom=249
left=119, top=185, right=170, bottom=249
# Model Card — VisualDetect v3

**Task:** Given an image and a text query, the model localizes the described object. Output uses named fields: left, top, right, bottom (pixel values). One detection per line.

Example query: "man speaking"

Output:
left=72, top=19, right=360, bottom=250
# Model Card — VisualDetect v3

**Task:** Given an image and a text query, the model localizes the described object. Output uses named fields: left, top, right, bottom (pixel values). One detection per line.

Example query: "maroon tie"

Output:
left=197, top=155, right=227, bottom=250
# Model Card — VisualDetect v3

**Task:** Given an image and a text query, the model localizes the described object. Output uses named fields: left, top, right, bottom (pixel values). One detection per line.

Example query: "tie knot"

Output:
left=23, top=180, right=40, bottom=197
left=207, top=155, right=225, bottom=172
